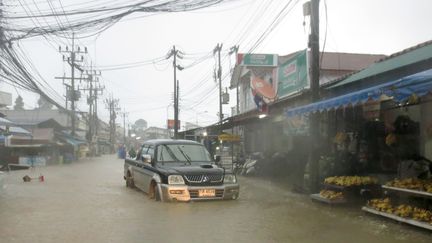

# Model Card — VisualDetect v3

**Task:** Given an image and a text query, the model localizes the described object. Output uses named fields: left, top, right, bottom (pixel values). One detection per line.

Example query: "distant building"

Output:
left=142, top=127, right=170, bottom=140
left=0, top=109, right=87, bottom=140
left=0, top=91, right=12, bottom=109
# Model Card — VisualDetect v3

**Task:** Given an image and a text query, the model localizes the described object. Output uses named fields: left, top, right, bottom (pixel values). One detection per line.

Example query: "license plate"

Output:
left=198, top=189, right=215, bottom=197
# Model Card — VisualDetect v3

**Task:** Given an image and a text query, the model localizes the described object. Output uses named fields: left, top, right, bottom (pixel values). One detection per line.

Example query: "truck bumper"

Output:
left=160, top=184, right=240, bottom=202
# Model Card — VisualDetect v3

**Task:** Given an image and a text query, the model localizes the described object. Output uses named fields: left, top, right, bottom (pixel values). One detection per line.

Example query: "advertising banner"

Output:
left=283, top=114, right=310, bottom=136
left=277, top=50, right=309, bottom=98
left=238, top=53, right=278, bottom=67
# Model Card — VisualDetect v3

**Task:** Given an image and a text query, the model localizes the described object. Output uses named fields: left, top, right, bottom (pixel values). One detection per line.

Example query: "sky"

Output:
left=1, top=0, right=432, bottom=130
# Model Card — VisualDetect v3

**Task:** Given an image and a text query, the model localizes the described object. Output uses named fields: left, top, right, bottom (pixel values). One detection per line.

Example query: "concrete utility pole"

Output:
left=229, top=45, right=240, bottom=115
left=308, top=0, right=321, bottom=192
left=79, top=67, right=103, bottom=148
left=120, top=109, right=128, bottom=146
left=214, top=43, right=223, bottom=126
left=104, top=96, right=120, bottom=152
left=167, top=46, right=183, bottom=139
left=58, top=33, right=87, bottom=136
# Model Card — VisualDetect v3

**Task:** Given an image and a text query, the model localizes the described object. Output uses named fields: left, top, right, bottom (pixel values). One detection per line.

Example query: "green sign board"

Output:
left=277, top=50, right=309, bottom=98
left=240, top=54, right=278, bottom=67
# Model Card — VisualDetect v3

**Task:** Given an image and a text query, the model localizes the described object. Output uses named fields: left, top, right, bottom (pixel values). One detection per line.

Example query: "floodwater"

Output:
left=0, top=155, right=431, bottom=243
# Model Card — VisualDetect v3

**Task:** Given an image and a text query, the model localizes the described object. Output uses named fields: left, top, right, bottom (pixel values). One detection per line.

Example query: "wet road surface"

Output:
left=0, top=155, right=431, bottom=243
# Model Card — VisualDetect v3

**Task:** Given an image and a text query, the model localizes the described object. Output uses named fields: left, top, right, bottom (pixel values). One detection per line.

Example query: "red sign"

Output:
left=167, top=119, right=180, bottom=129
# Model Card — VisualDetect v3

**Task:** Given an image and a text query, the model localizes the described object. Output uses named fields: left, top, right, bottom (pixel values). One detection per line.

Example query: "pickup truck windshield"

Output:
left=157, top=144, right=212, bottom=163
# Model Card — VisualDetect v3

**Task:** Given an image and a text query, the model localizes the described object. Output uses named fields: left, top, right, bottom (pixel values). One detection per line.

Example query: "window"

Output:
left=147, top=146, right=155, bottom=159
left=137, top=145, right=148, bottom=160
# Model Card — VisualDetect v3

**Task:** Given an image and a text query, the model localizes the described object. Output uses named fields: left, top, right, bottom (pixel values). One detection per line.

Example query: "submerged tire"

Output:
left=149, top=182, right=161, bottom=201
left=126, top=172, right=135, bottom=188
left=155, top=185, right=161, bottom=201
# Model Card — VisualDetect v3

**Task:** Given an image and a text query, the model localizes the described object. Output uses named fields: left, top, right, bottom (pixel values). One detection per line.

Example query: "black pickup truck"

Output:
left=124, top=139, right=239, bottom=202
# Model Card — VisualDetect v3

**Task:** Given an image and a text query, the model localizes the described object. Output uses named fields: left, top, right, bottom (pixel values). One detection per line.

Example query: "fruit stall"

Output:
left=311, top=176, right=380, bottom=205
left=362, top=178, right=432, bottom=231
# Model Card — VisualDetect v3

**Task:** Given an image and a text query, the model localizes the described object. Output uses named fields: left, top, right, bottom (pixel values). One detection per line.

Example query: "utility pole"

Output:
left=93, top=82, right=104, bottom=137
left=214, top=43, right=224, bottom=131
left=79, top=66, right=103, bottom=155
left=229, top=45, right=240, bottom=115
left=308, top=0, right=320, bottom=192
left=58, top=33, right=87, bottom=136
left=120, top=109, right=128, bottom=146
left=167, top=46, right=183, bottom=139
left=105, top=96, right=120, bottom=152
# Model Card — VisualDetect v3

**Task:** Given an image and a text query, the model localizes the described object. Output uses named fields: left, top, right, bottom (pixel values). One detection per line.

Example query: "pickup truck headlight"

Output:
left=224, top=174, right=237, bottom=184
left=168, top=175, right=185, bottom=185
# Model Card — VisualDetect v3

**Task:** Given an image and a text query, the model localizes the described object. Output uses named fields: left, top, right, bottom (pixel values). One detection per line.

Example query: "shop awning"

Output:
left=55, top=131, right=87, bottom=147
left=0, top=117, right=14, bottom=126
left=286, top=69, right=432, bottom=117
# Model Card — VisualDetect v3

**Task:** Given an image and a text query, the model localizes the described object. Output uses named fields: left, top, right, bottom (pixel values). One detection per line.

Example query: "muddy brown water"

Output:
left=0, top=155, right=431, bottom=242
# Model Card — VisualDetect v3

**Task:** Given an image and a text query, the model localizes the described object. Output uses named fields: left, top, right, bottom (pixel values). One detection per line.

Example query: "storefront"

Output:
left=286, top=67, right=432, bottom=229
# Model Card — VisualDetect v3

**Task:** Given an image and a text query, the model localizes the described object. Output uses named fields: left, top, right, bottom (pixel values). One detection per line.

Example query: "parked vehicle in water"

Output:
left=123, top=139, right=239, bottom=202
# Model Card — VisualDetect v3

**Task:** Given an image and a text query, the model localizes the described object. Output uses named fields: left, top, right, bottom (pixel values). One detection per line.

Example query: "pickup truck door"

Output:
left=139, top=145, right=156, bottom=193
left=133, top=146, right=148, bottom=190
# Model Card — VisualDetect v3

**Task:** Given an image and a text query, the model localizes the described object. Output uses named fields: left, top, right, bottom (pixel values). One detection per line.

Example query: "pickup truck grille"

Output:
left=184, top=174, right=223, bottom=183
left=189, top=189, right=224, bottom=199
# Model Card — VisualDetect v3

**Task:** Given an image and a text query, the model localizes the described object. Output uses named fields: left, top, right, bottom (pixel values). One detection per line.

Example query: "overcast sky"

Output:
left=1, top=0, right=432, bottom=129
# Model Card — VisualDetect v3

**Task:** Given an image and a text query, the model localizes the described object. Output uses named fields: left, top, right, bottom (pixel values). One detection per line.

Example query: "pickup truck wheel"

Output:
left=149, top=182, right=161, bottom=201
left=154, top=185, right=161, bottom=201
left=126, top=172, right=135, bottom=188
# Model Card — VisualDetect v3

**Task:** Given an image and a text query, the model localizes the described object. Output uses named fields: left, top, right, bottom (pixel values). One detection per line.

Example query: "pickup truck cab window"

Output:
left=147, top=146, right=155, bottom=159
left=137, top=145, right=148, bottom=160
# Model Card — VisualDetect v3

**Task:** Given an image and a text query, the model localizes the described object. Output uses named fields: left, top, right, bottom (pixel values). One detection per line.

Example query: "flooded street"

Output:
left=0, top=155, right=431, bottom=243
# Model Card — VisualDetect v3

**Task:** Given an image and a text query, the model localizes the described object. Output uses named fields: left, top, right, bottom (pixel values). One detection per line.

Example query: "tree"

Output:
left=133, top=119, right=147, bottom=132
left=14, top=95, right=24, bottom=110
left=37, top=95, right=53, bottom=110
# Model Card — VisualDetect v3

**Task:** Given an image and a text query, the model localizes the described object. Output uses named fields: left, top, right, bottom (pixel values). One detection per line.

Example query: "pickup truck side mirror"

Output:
left=214, top=155, right=221, bottom=163
left=141, top=154, right=152, bottom=164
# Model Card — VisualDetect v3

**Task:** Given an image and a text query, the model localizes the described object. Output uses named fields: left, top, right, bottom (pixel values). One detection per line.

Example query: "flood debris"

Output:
left=23, top=175, right=44, bottom=182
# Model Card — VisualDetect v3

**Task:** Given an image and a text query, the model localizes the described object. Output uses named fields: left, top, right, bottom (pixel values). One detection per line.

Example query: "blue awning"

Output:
left=285, top=69, right=432, bottom=117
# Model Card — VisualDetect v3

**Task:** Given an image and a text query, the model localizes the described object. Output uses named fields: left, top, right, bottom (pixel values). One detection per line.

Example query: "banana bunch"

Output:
left=386, top=178, right=432, bottom=192
left=367, top=198, right=393, bottom=213
left=319, top=190, right=344, bottom=200
left=424, top=183, right=432, bottom=193
left=394, top=204, right=413, bottom=218
left=324, top=176, right=378, bottom=187
left=412, top=207, right=432, bottom=222
left=385, top=133, right=397, bottom=146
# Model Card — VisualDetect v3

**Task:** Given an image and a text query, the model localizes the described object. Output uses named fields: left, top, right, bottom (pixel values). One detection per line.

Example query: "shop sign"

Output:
left=238, top=53, right=278, bottom=67
left=283, top=114, right=309, bottom=135
left=363, top=100, right=381, bottom=120
left=277, top=49, right=309, bottom=98
left=218, top=133, right=241, bottom=142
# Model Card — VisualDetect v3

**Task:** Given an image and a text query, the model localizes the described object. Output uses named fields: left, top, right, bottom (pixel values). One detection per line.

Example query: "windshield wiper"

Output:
left=163, top=145, right=180, bottom=162
left=177, top=146, right=192, bottom=165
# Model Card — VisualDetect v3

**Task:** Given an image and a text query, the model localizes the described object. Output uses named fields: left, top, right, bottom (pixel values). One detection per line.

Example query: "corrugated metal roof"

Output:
left=329, top=40, right=432, bottom=88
